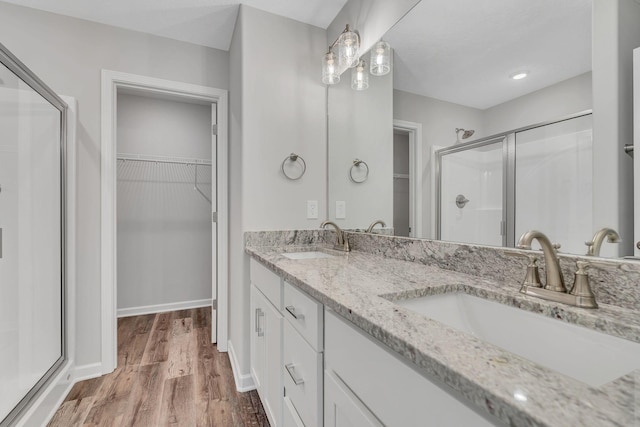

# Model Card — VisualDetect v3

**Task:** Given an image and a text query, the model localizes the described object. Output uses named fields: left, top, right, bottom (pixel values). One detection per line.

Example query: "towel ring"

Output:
left=349, top=158, right=369, bottom=183
left=281, top=153, right=306, bottom=180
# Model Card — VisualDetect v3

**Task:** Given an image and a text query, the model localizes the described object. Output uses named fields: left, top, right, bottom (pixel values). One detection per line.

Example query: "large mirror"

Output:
left=328, top=0, right=640, bottom=258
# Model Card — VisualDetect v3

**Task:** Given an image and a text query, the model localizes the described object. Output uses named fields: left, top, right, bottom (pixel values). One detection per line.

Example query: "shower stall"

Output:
left=436, top=112, right=593, bottom=254
left=0, top=44, right=67, bottom=425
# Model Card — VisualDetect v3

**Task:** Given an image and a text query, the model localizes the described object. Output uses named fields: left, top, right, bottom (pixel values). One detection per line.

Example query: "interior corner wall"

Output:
left=592, top=0, right=640, bottom=257
left=0, top=2, right=229, bottom=368
left=228, top=5, right=327, bottom=380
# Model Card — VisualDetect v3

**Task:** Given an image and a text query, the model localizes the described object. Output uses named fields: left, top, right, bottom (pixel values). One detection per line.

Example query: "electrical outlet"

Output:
left=307, top=200, right=318, bottom=219
left=335, top=201, right=346, bottom=219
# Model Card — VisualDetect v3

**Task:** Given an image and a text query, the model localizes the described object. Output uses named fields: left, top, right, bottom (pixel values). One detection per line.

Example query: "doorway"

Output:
left=115, top=92, right=215, bottom=321
left=393, top=120, right=423, bottom=238
left=101, top=71, right=228, bottom=374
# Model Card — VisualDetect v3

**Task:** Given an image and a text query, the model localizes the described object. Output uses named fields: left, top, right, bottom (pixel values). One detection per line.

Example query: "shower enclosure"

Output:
left=0, top=44, right=67, bottom=425
left=436, top=112, right=593, bottom=253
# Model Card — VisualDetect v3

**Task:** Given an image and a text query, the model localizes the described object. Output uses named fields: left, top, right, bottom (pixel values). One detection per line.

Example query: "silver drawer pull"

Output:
left=255, top=308, right=264, bottom=336
left=285, top=363, right=304, bottom=385
left=285, top=305, right=305, bottom=320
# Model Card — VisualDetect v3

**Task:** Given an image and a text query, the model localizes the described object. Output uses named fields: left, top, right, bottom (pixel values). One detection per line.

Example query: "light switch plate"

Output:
left=307, top=200, right=318, bottom=219
left=335, top=201, right=346, bottom=219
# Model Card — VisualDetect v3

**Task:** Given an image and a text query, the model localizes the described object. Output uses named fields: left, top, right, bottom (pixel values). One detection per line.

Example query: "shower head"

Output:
left=456, top=128, right=475, bottom=139
left=455, top=128, right=475, bottom=144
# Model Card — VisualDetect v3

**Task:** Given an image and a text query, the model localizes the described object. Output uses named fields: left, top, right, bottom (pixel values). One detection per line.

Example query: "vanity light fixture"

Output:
left=322, top=51, right=340, bottom=85
left=510, top=71, right=529, bottom=80
left=370, top=40, right=391, bottom=76
left=322, top=24, right=360, bottom=85
left=351, top=59, right=369, bottom=91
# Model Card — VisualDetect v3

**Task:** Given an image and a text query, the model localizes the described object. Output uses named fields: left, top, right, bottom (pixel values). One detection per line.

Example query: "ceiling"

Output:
left=1, top=0, right=348, bottom=51
left=3, top=0, right=592, bottom=110
left=385, top=0, right=593, bottom=109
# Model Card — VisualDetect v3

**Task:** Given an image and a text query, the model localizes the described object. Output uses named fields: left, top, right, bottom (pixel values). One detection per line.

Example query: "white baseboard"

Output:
left=227, top=340, right=256, bottom=392
left=117, top=299, right=212, bottom=318
left=73, top=362, right=105, bottom=383
left=15, top=361, right=74, bottom=427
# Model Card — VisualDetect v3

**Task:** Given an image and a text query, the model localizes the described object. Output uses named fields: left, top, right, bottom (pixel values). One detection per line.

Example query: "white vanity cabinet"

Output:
left=324, top=309, right=501, bottom=427
left=250, top=260, right=283, bottom=426
left=282, top=281, right=324, bottom=427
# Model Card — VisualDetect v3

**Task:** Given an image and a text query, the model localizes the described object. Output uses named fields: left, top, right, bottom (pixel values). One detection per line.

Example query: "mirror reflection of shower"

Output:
left=455, top=128, right=475, bottom=144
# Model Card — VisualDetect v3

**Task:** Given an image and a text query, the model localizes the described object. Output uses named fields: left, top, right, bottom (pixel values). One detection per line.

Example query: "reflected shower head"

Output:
left=455, top=128, right=475, bottom=144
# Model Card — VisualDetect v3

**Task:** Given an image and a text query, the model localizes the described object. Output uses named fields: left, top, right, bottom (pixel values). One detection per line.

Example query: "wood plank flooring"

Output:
left=48, top=308, right=269, bottom=427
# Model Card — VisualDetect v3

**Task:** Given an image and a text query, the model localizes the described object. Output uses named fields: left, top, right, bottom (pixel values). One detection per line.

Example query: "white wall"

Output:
left=328, top=64, right=393, bottom=228
left=116, top=93, right=212, bottom=312
left=0, top=1, right=229, bottom=368
left=393, top=89, right=485, bottom=238
left=592, top=0, right=640, bottom=257
left=483, top=72, right=592, bottom=135
left=228, top=5, right=327, bottom=386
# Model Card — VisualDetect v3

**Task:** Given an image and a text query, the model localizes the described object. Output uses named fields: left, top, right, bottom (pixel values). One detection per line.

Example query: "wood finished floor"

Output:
left=48, top=308, right=269, bottom=427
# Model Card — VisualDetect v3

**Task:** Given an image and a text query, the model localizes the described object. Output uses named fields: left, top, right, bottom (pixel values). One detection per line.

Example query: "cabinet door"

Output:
left=250, top=285, right=266, bottom=393
left=324, top=369, right=383, bottom=427
left=283, top=396, right=305, bottom=427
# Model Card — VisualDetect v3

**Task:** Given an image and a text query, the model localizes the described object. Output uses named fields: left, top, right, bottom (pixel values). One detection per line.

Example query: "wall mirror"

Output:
left=328, top=0, right=640, bottom=258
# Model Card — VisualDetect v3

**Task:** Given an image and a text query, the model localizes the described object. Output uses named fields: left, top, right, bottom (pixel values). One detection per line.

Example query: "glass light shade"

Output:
left=338, top=30, right=360, bottom=68
left=322, top=51, right=340, bottom=85
left=370, top=40, right=391, bottom=76
left=351, top=60, right=369, bottom=91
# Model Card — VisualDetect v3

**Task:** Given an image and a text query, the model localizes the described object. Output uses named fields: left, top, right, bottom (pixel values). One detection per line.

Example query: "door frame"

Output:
left=101, top=70, right=229, bottom=374
left=393, top=120, right=423, bottom=238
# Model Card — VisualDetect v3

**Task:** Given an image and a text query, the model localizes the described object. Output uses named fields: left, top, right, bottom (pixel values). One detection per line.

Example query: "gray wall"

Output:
left=116, top=93, right=212, bottom=312
left=228, top=5, right=327, bottom=384
left=483, top=72, right=592, bottom=135
left=0, top=2, right=229, bottom=367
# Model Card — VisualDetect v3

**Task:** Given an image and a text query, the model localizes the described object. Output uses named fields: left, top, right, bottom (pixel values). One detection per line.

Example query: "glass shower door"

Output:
left=438, top=137, right=505, bottom=246
left=0, top=55, right=65, bottom=425
left=515, top=114, right=593, bottom=254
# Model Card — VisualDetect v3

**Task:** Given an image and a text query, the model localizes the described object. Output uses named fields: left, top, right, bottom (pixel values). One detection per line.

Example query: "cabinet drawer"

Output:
left=283, top=281, right=323, bottom=351
left=250, top=258, right=283, bottom=309
left=283, top=321, right=322, bottom=427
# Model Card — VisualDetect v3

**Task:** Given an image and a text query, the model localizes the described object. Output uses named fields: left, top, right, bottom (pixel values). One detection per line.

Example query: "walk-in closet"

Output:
left=116, top=91, right=214, bottom=318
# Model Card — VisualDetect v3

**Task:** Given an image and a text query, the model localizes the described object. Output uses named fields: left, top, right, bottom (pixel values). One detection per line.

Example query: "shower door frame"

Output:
left=0, top=43, right=68, bottom=427
left=435, top=135, right=513, bottom=247
left=435, top=110, right=593, bottom=248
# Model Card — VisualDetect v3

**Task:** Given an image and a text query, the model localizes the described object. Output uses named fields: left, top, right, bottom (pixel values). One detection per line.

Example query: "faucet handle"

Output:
left=569, top=261, right=598, bottom=308
left=552, top=243, right=561, bottom=253
left=505, top=251, right=542, bottom=289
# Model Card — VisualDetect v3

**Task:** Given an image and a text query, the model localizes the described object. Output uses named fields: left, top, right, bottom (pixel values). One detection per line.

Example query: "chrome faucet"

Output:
left=365, top=219, right=386, bottom=233
left=517, top=230, right=565, bottom=292
left=585, top=227, right=620, bottom=256
left=515, top=230, right=598, bottom=309
left=321, top=220, right=350, bottom=252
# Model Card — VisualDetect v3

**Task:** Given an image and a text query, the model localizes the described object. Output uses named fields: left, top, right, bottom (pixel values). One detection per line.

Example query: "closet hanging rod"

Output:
left=117, top=153, right=212, bottom=166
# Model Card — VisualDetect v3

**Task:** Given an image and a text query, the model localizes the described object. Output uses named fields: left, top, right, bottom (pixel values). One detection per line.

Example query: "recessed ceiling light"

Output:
left=510, top=71, right=528, bottom=80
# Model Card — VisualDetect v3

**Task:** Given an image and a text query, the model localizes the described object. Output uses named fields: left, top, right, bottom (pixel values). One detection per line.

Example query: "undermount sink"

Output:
left=282, top=251, right=334, bottom=260
left=396, top=292, right=640, bottom=387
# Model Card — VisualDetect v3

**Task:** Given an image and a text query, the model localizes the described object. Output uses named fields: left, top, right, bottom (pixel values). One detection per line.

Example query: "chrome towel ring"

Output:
left=349, top=158, right=369, bottom=183
left=281, top=153, right=306, bottom=180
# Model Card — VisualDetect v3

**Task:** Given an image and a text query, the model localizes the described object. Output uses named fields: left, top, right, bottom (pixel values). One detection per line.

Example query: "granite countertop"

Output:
left=245, top=244, right=640, bottom=427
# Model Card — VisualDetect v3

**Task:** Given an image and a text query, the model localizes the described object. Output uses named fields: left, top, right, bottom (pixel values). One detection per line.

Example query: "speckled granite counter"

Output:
left=245, top=240, right=640, bottom=427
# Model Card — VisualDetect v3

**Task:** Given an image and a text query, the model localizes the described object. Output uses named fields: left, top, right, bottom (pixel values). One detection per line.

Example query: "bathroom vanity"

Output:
left=246, top=230, right=640, bottom=427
